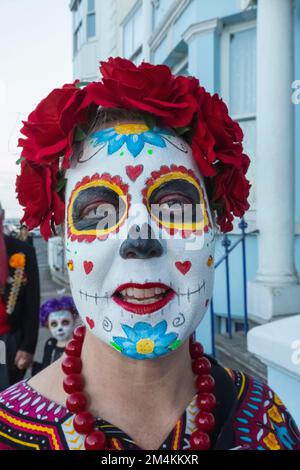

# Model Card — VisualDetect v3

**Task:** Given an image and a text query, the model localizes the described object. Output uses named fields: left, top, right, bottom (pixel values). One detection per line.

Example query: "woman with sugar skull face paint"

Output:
left=0, top=58, right=299, bottom=451
left=32, top=297, right=79, bottom=375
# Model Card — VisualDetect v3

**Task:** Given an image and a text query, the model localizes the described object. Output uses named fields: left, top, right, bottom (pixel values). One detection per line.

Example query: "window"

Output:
left=73, top=0, right=84, bottom=55
left=123, top=4, right=143, bottom=59
left=221, top=22, right=257, bottom=208
left=87, top=0, right=96, bottom=39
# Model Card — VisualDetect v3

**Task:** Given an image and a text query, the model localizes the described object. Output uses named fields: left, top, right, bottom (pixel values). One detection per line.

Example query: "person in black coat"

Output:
left=0, top=204, right=40, bottom=389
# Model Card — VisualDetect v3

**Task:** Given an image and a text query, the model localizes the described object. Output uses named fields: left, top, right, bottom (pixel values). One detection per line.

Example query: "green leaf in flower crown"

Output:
left=74, top=127, right=87, bottom=142
left=144, top=114, right=157, bottom=130
left=16, top=157, right=25, bottom=165
left=55, top=177, right=67, bottom=193
left=75, top=81, right=90, bottom=89
left=175, top=126, right=192, bottom=136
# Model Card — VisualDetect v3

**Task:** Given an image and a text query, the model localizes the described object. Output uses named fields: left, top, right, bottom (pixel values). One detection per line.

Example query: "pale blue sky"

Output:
left=0, top=0, right=72, bottom=218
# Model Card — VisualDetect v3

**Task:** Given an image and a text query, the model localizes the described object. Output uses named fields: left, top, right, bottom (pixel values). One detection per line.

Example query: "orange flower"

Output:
left=263, top=432, right=281, bottom=450
left=207, top=255, right=214, bottom=267
left=9, top=253, right=26, bottom=269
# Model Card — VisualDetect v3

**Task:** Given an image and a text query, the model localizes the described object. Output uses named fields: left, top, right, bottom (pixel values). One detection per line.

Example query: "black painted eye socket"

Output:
left=50, top=321, right=58, bottom=328
left=148, top=179, right=202, bottom=226
left=71, top=186, right=126, bottom=232
left=62, top=319, right=71, bottom=326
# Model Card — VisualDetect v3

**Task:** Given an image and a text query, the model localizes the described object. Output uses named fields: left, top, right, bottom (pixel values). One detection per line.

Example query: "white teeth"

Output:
left=118, top=286, right=168, bottom=302
left=145, top=288, right=155, bottom=298
left=127, top=287, right=134, bottom=297
left=134, top=288, right=144, bottom=299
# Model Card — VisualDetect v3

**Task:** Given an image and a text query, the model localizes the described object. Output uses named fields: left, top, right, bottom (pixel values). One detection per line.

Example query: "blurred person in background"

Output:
left=0, top=202, right=40, bottom=390
left=18, top=224, right=34, bottom=246
left=32, top=296, right=79, bottom=375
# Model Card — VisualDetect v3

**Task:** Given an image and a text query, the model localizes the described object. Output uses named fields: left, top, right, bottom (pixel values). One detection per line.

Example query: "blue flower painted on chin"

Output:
left=89, top=123, right=173, bottom=158
left=111, top=320, right=179, bottom=359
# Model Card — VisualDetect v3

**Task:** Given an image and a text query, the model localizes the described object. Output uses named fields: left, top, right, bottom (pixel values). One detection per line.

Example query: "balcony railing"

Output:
left=210, top=218, right=258, bottom=356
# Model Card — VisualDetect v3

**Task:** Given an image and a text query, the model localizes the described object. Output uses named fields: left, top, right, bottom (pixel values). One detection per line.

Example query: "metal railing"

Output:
left=210, top=219, right=257, bottom=356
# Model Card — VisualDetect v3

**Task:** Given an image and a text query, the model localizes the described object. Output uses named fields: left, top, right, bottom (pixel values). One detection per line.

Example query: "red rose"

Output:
left=83, top=57, right=199, bottom=128
left=18, top=82, right=88, bottom=169
left=16, top=161, right=65, bottom=240
left=211, top=156, right=251, bottom=232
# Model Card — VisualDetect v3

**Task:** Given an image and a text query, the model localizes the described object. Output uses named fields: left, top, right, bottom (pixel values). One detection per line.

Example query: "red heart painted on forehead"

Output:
left=83, top=261, right=93, bottom=275
left=126, top=165, right=144, bottom=182
left=175, top=261, right=192, bottom=275
left=86, top=316, right=95, bottom=330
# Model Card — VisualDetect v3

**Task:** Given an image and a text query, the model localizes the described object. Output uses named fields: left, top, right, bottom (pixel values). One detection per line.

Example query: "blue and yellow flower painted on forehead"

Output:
left=89, top=123, right=174, bottom=158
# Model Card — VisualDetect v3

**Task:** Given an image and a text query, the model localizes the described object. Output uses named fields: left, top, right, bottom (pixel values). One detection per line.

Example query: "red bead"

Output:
left=190, top=342, right=204, bottom=359
left=196, top=392, right=217, bottom=412
left=196, top=374, right=215, bottom=392
left=84, top=430, right=106, bottom=450
left=195, top=411, right=215, bottom=432
left=63, top=373, right=84, bottom=394
left=73, top=411, right=95, bottom=434
left=190, top=430, right=211, bottom=450
left=73, top=325, right=86, bottom=343
left=66, top=392, right=87, bottom=413
left=192, top=357, right=211, bottom=375
left=65, top=339, right=82, bottom=357
left=62, top=356, right=82, bottom=375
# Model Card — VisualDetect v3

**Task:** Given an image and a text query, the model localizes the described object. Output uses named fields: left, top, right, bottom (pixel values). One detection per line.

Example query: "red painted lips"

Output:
left=112, top=282, right=175, bottom=315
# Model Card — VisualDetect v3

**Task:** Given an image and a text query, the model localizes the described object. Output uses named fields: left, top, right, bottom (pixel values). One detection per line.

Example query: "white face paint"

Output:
left=65, top=122, right=215, bottom=360
left=48, top=310, right=75, bottom=342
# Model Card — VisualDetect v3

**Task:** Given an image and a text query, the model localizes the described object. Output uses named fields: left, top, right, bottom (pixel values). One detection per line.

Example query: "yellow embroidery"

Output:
left=0, top=430, right=39, bottom=449
left=268, top=405, right=283, bottom=424
left=172, top=420, right=181, bottom=450
left=274, top=393, right=284, bottom=407
left=0, top=411, right=60, bottom=450
left=111, top=437, right=122, bottom=450
left=69, top=435, right=81, bottom=444
left=263, top=432, right=281, bottom=450
left=237, top=372, right=246, bottom=400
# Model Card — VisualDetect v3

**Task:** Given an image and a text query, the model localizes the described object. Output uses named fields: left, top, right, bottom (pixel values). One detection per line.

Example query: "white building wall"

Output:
left=71, top=0, right=139, bottom=81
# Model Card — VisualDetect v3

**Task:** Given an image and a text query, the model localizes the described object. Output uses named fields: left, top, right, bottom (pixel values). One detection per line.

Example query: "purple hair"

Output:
left=40, top=296, right=78, bottom=326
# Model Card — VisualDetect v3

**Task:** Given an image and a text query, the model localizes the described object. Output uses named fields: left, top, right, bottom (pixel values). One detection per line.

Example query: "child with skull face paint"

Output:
left=32, top=297, right=79, bottom=375
left=0, top=58, right=299, bottom=451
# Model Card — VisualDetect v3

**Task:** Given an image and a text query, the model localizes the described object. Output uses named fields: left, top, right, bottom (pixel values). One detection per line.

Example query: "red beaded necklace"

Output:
left=62, top=326, right=217, bottom=451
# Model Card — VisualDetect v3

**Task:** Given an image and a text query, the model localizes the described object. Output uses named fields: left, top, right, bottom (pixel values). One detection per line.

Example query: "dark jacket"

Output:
left=3, top=235, right=40, bottom=354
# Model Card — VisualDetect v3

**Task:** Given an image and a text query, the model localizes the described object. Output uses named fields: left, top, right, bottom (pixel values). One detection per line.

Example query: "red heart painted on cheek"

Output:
left=86, top=316, right=95, bottom=330
left=83, top=261, right=93, bottom=275
left=175, top=261, right=192, bottom=275
left=126, top=164, right=144, bottom=182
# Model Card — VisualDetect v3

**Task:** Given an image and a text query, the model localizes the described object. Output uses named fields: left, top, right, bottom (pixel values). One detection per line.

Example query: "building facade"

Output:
left=69, top=0, right=300, bottom=343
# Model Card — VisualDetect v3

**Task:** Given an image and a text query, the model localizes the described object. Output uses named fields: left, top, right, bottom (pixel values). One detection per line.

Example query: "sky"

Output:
left=0, top=0, right=72, bottom=218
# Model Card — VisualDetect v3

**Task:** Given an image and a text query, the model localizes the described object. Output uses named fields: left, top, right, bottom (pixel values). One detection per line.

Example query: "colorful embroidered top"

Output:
left=0, top=366, right=299, bottom=451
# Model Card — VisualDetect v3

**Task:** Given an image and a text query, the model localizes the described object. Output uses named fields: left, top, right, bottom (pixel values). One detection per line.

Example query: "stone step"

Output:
left=215, top=331, right=267, bottom=382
